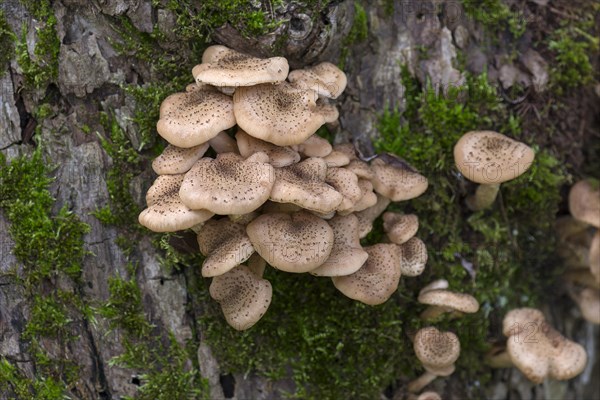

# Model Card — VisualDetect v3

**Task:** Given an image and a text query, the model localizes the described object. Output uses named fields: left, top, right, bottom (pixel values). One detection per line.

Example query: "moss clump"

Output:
left=462, top=0, right=527, bottom=39
left=0, top=10, right=15, bottom=68
left=339, top=1, right=368, bottom=70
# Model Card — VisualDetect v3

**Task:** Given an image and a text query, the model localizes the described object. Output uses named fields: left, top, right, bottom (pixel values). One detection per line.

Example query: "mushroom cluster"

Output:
left=139, top=45, right=430, bottom=330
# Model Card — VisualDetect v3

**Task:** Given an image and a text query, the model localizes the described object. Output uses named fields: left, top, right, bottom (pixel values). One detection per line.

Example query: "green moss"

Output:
left=0, top=10, right=15, bottom=68
left=462, top=0, right=526, bottom=39
left=0, top=358, right=65, bottom=400
left=339, top=1, right=368, bottom=70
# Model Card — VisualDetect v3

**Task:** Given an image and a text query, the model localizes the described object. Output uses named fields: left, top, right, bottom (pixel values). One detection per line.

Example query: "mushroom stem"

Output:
left=466, top=183, right=500, bottom=211
left=407, top=371, right=437, bottom=393
left=486, top=349, right=514, bottom=368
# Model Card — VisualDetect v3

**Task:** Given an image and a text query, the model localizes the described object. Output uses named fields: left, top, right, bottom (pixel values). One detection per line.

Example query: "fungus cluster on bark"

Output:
left=138, top=45, right=430, bottom=330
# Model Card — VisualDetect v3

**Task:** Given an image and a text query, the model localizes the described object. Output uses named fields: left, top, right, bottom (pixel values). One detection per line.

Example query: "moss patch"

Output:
left=0, top=10, right=15, bottom=68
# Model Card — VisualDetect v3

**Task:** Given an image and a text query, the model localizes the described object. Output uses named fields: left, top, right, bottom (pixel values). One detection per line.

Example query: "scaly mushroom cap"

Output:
left=370, top=157, right=428, bottom=201
left=345, top=159, right=374, bottom=180
left=334, top=143, right=358, bottom=161
left=323, top=150, right=351, bottom=167
left=316, top=101, right=340, bottom=123
left=269, top=157, right=343, bottom=214
left=339, top=179, right=378, bottom=215
left=293, top=134, right=333, bottom=158
left=208, top=131, right=239, bottom=154
left=502, top=308, right=588, bottom=383
left=209, top=265, right=272, bottom=331
left=569, top=179, right=600, bottom=228
left=152, top=143, right=210, bottom=175
left=193, top=45, right=289, bottom=87
left=454, top=130, right=535, bottom=185
left=233, top=83, right=326, bottom=146
left=414, top=327, right=461, bottom=373
left=156, top=88, right=236, bottom=148
left=138, top=174, right=214, bottom=232
left=418, top=290, right=479, bottom=314
left=179, top=152, right=275, bottom=215
left=197, top=219, right=255, bottom=277
left=235, top=129, right=300, bottom=168
left=398, top=237, right=428, bottom=277
left=332, top=243, right=402, bottom=305
left=325, top=167, right=362, bottom=212
left=356, top=195, right=391, bottom=238
left=246, top=211, right=334, bottom=273
left=383, top=212, right=419, bottom=245
left=310, top=214, right=369, bottom=277
left=287, top=62, right=347, bottom=99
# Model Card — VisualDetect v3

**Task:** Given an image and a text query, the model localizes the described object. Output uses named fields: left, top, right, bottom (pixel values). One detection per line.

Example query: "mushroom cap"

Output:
left=208, top=131, right=239, bottom=154
left=156, top=88, right=236, bottom=148
left=209, top=265, right=272, bottom=331
left=569, top=179, right=600, bottom=228
left=269, top=157, right=343, bottom=214
left=316, top=101, right=340, bottom=123
left=339, top=179, right=378, bottom=215
left=293, top=134, right=333, bottom=158
left=246, top=211, right=334, bottom=273
left=355, top=195, right=391, bottom=238
left=572, top=287, right=600, bottom=324
left=346, top=159, right=374, bottom=180
left=325, top=167, right=362, bottom=212
left=287, top=62, right=347, bottom=99
left=197, top=218, right=255, bottom=277
left=138, top=174, right=214, bottom=232
left=334, top=143, right=358, bottom=161
left=332, top=243, right=402, bottom=305
left=383, top=212, right=419, bottom=245
left=310, top=214, right=369, bottom=277
left=152, top=143, right=210, bottom=175
left=414, top=327, right=461, bottom=372
left=590, top=231, right=600, bottom=284
left=502, top=308, right=588, bottom=383
left=454, top=130, right=535, bottom=184
left=193, top=45, right=289, bottom=87
left=398, top=237, right=428, bottom=277
left=419, top=279, right=450, bottom=297
left=370, top=158, right=428, bottom=201
left=418, top=289, right=479, bottom=314
left=323, top=150, right=351, bottom=167
left=235, top=129, right=300, bottom=168
left=417, top=392, right=442, bottom=400
left=179, top=152, right=275, bottom=215
left=233, top=82, right=326, bottom=146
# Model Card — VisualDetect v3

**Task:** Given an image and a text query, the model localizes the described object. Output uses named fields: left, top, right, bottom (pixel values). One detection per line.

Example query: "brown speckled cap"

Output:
left=157, top=88, right=236, bottom=148
left=323, top=150, right=351, bottom=167
left=138, top=174, right=213, bottom=232
left=179, top=152, right=274, bottom=215
left=332, top=243, right=401, bottom=305
left=288, top=62, right=347, bottom=99
left=502, top=307, right=588, bottom=383
left=325, top=167, right=362, bottom=213
left=370, top=157, right=428, bottom=201
left=269, top=157, right=343, bottom=214
left=236, top=129, right=300, bottom=168
left=569, top=179, right=600, bottom=228
left=339, top=179, right=377, bottom=215
left=398, top=237, right=428, bottom=277
left=310, top=214, right=369, bottom=277
left=233, top=82, right=326, bottom=146
left=454, top=130, right=535, bottom=185
left=414, top=327, right=461, bottom=373
left=209, top=264, right=272, bottom=331
left=197, top=218, right=255, bottom=277
left=418, top=289, right=479, bottom=314
left=246, top=211, right=334, bottom=273
left=383, top=212, right=419, bottom=245
left=152, top=143, right=209, bottom=175
left=193, top=45, right=289, bottom=87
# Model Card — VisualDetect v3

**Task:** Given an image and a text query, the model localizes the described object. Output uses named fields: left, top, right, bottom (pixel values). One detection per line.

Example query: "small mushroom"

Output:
left=323, top=150, right=351, bottom=167
left=208, top=131, right=239, bottom=154
left=287, top=62, right=348, bottom=99
left=454, top=131, right=535, bottom=211
left=235, top=129, right=300, bottom=168
left=292, top=134, right=333, bottom=158
left=370, top=157, right=428, bottom=201
left=398, top=237, right=428, bottom=277
left=502, top=307, right=587, bottom=383
left=418, top=286, right=479, bottom=320
left=408, top=327, right=461, bottom=393
left=383, top=212, right=419, bottom=245
left=590, top=231, right=600, bottom=284
left=568, top=179, right=600, bottom=228
left=339, top=179, right=378, bottom=215
left=152, top=143, right=210, bottom=175
left=209, top=265, right=272, bottom=330
left=325, top=167, right=362, bottom=213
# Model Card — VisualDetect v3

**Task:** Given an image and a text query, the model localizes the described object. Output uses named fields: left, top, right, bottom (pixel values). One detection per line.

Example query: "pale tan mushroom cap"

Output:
left=370, top=158, right=428, bottom=201
left=310, top=214, right=369, bottom=276
left=233, top=83, right=326, bottom=146
left=346, top=159, right=374, bottom=180
left=209, top=131, right=239, bottom=154
left=209, top=265, right=272, bottom=331
left=139, top=174, right=214, bottom=232
left=246, top=211, right=334, bottom=273
left=197, top=219, right=255, bottom=277
left=398, top=237, right=428, bottom=277
left=569, top=179, right=600, bottom=228
left=287, top=62, right=347, bottom=99
left=323, top=150, right=351, bottom=167
left=269, top=157, right=343, bottom=213
left=193, top=45, right=289, bottom=87
left=157, top=89, right=236, bottom=148
left=414, top=327, right=461, bottom=371
left=418, top=290, right=479, bottom=314
left=340, top=179, right=377, bottom=215
left=293, top=134, right=333, bottom=158
left=332, top=243, right=401, bottom=305
left=417, top=392, right=442, bottom=400
left=317, top=101, right=340, bottom=123
left=152, top=143, right=210, bottom=175
left=325, top=167, right=362, bottom=212
left=590, top=231, right=600, bottom=284
left=236, top=129, right=300, bottom=168
left=179, top=152, right=275, bottom=215
left=454, top=130, right=535, bottom=184
left=419, top=279, right=449, bottom=297
left=383, top=212, right=419, bottom=245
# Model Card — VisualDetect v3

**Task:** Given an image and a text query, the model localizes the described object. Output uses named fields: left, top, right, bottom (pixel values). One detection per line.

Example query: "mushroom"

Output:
left=502, top=307, right=587, bottom=383
left=193, top=45, right=289, bottom=88
left=197, top=218, right=255, bottom=277
left=208, top=131, right=239, bottom=154
left=370, top=157, right=429, bottom=201
left=418, top=284, right=479, bottom=320
left=235, top=129, right=300, bottom=167
left=323, top=150, right=351, bottom=167
left=152, top=143, right=209, bottom=175
left=324, top=167, right=363, bottom=213
left=246, top=211, right=334, bottom=273
left=339, top=179, right=378, bottom=215
left=568, top=179, right=600, bottom=228
left=209, top=264, right=272, bottom=330
left=408, top=327, right=461, bottom=393
left=310, top=214, right=369, bottom=277
left=454, top=130, right=535, bottom=211
left=383, top=212, right=419, bottom=245
left=292, top=134, right=333, bottom=158
left=156, top=87, right=236, bottom=148
left=569, top=287, right=600, bottom=324
left=138, top=174, right=214, bottom=232
left=332, top=243, right=401, bottom=305
left=398, top=237, right=428, bottom=277
left=287, top=62, right=347, bottom=99
left=590, top=231, right=600, bottom=284
left=179, top=152, right=275, bottom=215
left=355, top=194, right=391, bottom=238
